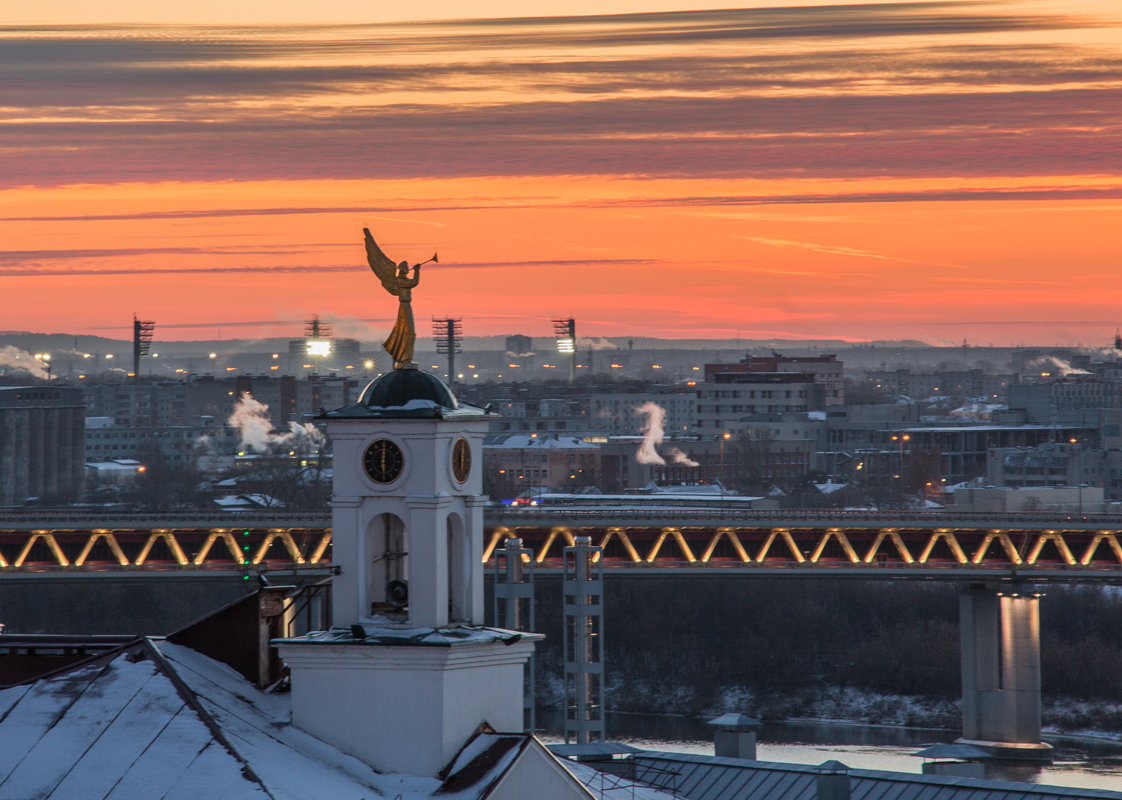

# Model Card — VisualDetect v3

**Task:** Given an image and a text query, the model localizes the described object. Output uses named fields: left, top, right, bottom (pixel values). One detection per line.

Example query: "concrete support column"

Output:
left=959, top=584, right=1051, bottom=760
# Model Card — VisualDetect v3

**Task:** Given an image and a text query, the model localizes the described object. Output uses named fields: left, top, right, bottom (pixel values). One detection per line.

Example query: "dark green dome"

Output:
left=358, top=367, right=458, bottom=410
left=321, top=366, right=489, bottom=420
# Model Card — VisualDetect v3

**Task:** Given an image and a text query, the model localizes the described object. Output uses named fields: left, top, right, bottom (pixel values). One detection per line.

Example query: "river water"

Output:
left=540, top=713, right=1122, bottom=792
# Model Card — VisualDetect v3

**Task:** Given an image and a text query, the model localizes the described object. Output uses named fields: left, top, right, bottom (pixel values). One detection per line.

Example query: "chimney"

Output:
left=816, top=760, right=850, bottom=800
left=707, top=713, right=761, bottom=760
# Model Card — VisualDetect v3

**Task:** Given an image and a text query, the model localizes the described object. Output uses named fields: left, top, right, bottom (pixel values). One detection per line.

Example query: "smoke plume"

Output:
left=229, top=392, right=325, bottom=453
left=0, top=346, right=52, bottom=380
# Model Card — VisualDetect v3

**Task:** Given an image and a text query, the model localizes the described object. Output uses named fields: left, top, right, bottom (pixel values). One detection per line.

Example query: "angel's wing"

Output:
left=363, top=228, right=400, bottom=295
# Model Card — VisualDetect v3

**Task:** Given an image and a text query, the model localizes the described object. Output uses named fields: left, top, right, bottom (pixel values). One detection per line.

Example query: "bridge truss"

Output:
left=485, top=523, right=1122, bottom=580
left=3, top=511, right=1122, bottom=580
left=0, top=523, right=331, bottom=574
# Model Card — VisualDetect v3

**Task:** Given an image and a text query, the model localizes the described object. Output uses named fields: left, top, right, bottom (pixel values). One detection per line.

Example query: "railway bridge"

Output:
left=4, top=508, right=1122, bottom=578
left=5, top=507, right=1122, bottom=759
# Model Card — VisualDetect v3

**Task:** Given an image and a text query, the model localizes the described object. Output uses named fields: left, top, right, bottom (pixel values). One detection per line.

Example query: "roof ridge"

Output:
left=141, top=639, right=278, bottom=800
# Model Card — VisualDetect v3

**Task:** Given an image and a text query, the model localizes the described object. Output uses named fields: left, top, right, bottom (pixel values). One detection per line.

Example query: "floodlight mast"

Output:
left=304, top=315, right=334, bottom=374
left=552, top=318, right=576, bottom=383
left=132, top=315, right=155, bottom=381
left=431, top=316, right=463, bottom=383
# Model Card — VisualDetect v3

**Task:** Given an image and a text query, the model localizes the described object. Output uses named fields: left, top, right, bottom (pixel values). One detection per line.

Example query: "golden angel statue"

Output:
left=363, top=227, right=437, bottom=368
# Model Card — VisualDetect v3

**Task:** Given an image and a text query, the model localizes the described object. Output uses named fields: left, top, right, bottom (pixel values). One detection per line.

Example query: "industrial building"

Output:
left=0, top=385, right=85, bottom=506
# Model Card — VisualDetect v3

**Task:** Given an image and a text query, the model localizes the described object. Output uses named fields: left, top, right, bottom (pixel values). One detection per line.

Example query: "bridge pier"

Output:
left=958, top=584, right=1052, bottom=761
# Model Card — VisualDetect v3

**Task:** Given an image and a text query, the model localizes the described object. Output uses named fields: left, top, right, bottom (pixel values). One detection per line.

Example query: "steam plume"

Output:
left=669, top=447, right=700, bottom=467
left=634, top=401, right=701, bottom=467
left=578, top=336, right=616, bottom=351
left=0, top=346, right=51, bottom=380
left=635, top=401, right=666, bottom=465
left=228, top=392, right=325, bottom=453
left=1025, top=355, right=1089, bottom=376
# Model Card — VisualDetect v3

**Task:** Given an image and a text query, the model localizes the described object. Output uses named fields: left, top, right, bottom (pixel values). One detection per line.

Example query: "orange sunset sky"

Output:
left=2, top=1, right=1121, bottom=346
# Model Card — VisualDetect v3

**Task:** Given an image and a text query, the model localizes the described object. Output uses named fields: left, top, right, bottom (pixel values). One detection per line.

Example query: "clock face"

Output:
left=363, top=439, right=404, bottom=484
left=452, top=437, right=471, bottom=484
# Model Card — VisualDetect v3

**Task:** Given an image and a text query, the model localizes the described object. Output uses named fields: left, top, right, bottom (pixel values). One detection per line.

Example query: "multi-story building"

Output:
left=0, top=385, right=85, bottom=506
left=705, top=354, right=844, bottom=405
left=296, top=375, right=360, bottom=421
left=865, top=368, right=1012, bottom=400
left=1007, top=378, right=1122, bottom=423
left=86, top=415, right=239, bottom=469
left=695, top=373, right=825, bottom=435
left=82, top=380, right=232, bottom=427
left=814, top=401, right=1098, bottom=485
left=505, top=335, right=533, bottom=355
left=235, top=375, right=297, bottom=426
left=482, top=434, right=600, bottom=498
left=986, top=441, right=1122, bottom=497
left=587, top=391, right=697, bottom=436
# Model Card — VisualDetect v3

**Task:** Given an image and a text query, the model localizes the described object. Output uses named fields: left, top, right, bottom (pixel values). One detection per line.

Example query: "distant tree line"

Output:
left=523, top=578, right=1122, bottom=719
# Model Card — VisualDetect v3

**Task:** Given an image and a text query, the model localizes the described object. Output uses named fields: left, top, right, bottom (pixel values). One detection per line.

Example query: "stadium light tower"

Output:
left=553, top=318, right=576, bottom=383
left=432, top=317, right=463, bottom=383
left=132, top=315, right=155, bottom=381
left=304, top=315, right=333, bottom=373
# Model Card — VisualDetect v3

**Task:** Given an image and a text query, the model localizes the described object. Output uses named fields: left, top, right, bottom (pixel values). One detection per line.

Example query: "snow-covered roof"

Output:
left=560, top=758, right=679, bottom=800
left=85, top=460, right=143, bottom=473
left=628, top=752, right=1122, bottom=800
left=274, top=624, right=541, bottom=649
left=486, top=435, right=598, bottom=449
left=523, top=490, right=765, bottom=506
left=214, top=493, right=284, bottom=509
left=0, top=639, right=572, bottom=800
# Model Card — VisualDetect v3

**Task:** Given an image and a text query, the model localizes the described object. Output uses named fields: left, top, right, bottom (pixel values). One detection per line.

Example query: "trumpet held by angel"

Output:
left=363, top=227, right=437, bottom=368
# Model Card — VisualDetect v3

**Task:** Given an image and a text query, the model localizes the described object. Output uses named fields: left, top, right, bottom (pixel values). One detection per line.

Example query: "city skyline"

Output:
left=3, top=1, right=1121, bottom=346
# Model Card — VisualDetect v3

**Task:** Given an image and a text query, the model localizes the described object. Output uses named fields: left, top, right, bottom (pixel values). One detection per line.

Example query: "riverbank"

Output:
left=540, top=676, right=1122, bottom=739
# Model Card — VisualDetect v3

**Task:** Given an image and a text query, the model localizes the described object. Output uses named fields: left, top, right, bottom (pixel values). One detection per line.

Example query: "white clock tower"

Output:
left=275, top=367, right=540, bottom=777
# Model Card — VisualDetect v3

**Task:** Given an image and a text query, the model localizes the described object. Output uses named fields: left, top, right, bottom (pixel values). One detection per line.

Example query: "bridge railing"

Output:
left=486, top=507, right=1121, bottom=528
left=2, top=507, right=1120, bottom=528
left=0, top=510, right=329, bottom=529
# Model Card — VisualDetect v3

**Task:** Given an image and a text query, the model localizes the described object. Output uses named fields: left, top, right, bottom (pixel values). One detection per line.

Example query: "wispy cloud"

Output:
left=0, top=258, right=653, bottom=278
left=732, top=235, right=965, bottom=269
left=1, top=5, right=1119, bottom=189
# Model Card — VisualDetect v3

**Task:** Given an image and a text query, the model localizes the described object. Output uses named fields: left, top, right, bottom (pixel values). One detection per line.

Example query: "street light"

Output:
left=719, top=432, right=731, bottom=510
left=890, top=433, right=910, bottom=508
